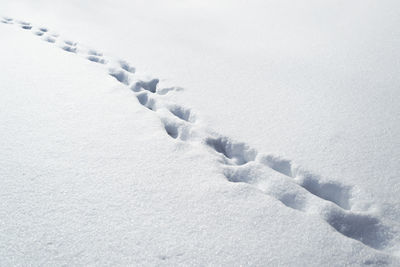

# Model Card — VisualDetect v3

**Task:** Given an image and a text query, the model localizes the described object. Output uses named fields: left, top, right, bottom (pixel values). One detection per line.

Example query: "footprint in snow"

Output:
left=88, top=49, right=103, bottom=56
left=15, top=21, right=32, bottom=30
left=108, top=68, right=131, bottom=85
left=62, top=40, right=77, bottom=53
left=119, top=60, right=135, bottom=73
left=86, top=50, right=106, bottom=64
left=4, top=16, right=397, bottom=255
left=161, top=118, right=191, bottom=141
left=44, top=36, right=56, bottom=43
left=168, top=105, right=195, bottom=123
left=136, top=92, right=156, bottom=111
left=205, top=135, right=396, bottom=251
left=87, top=55, right=106, bottom=64
left=130, top=78, right=159, bottom=93
left=1, top=17, right=13, bottom=24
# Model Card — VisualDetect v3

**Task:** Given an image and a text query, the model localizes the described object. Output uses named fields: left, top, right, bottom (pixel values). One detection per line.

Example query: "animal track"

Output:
left=161, top=118, right=190, bottom=141
left=62, top=45, right=76, bottom=53
left=168, top=105, right=195, bottom=122
left=64, top=40, right=76, bottom=46
left=163, top=120, right=180, bottom=139
left=44, top=36, right=56, bottom=43
left=62, top=41, right=77, bottom=53
left=324, top=208, right=392, bottom=250
left=1, top=17, right=13, bottom=24
left=131, top=79, right=159, bottom=93
left=296, top=172, right=352, bottom=210
left=259, top=155, right=293, bottom=177
left=220, top=148, right=392, bottom=249
left=206, top=137, right=257, bottom=165
left=136, top=92, right=156, bottom=111
left=4, top=16, right=398, bottom=256
left=88, top=49, right=102, bottom=56
left=15, top=20, right=31, bottom=29
left=109, top=68, right=130, bottom=85
left=119, top=60, right=135, bottom=73
left=259, top=155, right=353, bottom=210
left=87, top=55, right=106, bottom=64
left=157, top=86, right=183, bottom=95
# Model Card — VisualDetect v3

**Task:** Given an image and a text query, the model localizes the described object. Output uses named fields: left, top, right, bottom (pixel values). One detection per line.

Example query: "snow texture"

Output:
left=1, top=1, right=400, bottom=265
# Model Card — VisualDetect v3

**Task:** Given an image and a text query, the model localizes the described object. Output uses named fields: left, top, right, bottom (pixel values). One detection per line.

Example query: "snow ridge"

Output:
left=2, top=16, right=399, bottom=256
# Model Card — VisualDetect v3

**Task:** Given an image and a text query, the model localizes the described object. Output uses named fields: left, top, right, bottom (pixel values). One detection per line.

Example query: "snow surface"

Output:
left=1, top=1, right=400, bottom=266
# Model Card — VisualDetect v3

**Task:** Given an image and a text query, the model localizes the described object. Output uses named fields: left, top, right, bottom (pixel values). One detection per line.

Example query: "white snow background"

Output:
left=1, top=0, right=400, bottom=266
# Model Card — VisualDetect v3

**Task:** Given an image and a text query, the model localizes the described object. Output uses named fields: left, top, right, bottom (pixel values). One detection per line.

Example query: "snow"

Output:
left=1, top=0, right=400, bottom=265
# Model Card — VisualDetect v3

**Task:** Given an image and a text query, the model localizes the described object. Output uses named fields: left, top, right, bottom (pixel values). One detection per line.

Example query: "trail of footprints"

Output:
left=3, top=17, right=398, bottom=255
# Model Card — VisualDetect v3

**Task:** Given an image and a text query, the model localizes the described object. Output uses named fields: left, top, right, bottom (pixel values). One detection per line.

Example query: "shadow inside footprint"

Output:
left=223, top=165, right=257, bottom=184
left=157, top=86, right=183, bottom=95
left=109, top=69, right=130, bottom=85
left=260, top=155, right=293, bottom=177
left=206, top=137, right=257, bottom=165
left=325, top=210, right=392, bottom=250
left=88, top=50, right=102, bottom=56
left=169, top=105, right=194, bottom=122
left=297, top=173, right=352, bottom=210
left=1, top=17, right=13, bottom=24
left=44, top=36, right=56, bottom=43
left=260, top=155, right=353, bottom=210
left=119, top=60, right=135, bottom=73
left=62, top=46, right=77, bottom=53
left=131, top=79, right=159, bottom=93
left=163, top=121, right=179, bottom=139
left=87, top=56, right=105, bottom=64
left=64, top=40, right=76, bottom=46
left=136, top=93, right=155, bottom=111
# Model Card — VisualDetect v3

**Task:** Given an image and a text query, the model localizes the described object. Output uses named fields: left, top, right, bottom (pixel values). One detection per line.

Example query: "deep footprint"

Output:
left=88, top=49, right=102, bottom=56
left=206, top=137, right=257, bottom=165
left=131, top=79, right=159, bottom=93
left=44, top=36, right=56, bottom=43
left=164, top=122, right=179, bottom=139
left=109, top=69, right=130, bottom=85
left=260, top=155, right=353, bottom=210
left=260, top=155, right=293, bottom=177
left=324, top=209, right=392, bottom=250
left=64, top=40, right=76, bottom=46
left=136, top=92, right=155, bottom=111
left=297, top=172, right=352, bottom=210
left=1, top=17, right=13, bottom=24
left=119, top=60, right=135, bottom=73
left=62, top=45, right=77, bottom=53
left=169, top=105, right=195, bottom=122
left=87, top=55, right=106, bottom=64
